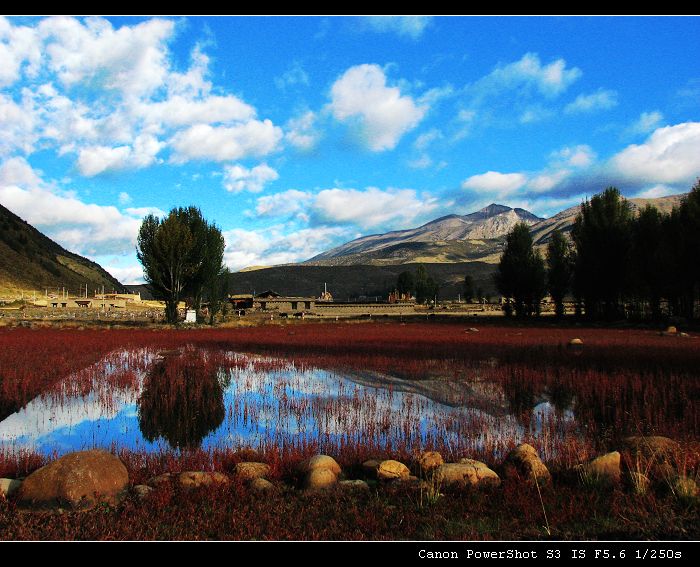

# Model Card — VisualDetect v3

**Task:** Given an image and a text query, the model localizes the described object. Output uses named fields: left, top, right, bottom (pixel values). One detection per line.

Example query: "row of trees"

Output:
left=137, top=207, right=228, bottom=324
left=396, top=265, right=440, bottom=304
left=496, top=181, right=700, bottom=321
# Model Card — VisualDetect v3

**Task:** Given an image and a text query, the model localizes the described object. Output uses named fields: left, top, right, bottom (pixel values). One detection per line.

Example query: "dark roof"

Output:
left=255, top=290, right=281, bottom=298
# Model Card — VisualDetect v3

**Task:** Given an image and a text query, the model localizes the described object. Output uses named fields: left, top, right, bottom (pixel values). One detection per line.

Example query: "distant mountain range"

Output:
left=0, top=203, right=124, bottom=297
left=304, top=195, right=685, bottom=267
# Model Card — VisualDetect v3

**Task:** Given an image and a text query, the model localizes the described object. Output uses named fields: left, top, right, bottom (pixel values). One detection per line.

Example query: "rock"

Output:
left=435, top=461, right=500, bottom=488
left=0, top=478, right=22, bottom=498
left=249, top=478, right=276, bottom=492
left=467, top=328, right=479, bottom=333
left=664, top=326, right=678, bottom=335
left=339, top=479, right=370, bottom=491
left=502, top=444, right=551, bottom=485
left=298, top=455, right=341, bottom=476
left=578, top=452, right=621, bottom=483
left=234, top=462, right=271, bottom=482
left=621, top=436, right=680, bottom=461
left=133, top=484, right=153, bottom=499
left=178, top=471, right=229, bottom=489
left=568, top=338, right=584, bottom=346
left=672, top=476, right=698, bottom=499
left=377, top=460, right=410, bottom=481
left=303, top=468, right=337, bottom=490
left=361, top=459, right=381, bottom=478
left=146, top=473, right=174, bottom=487
left=17, top=449, right=129, bottom=510
left=417, top=451, right=443, bottom=474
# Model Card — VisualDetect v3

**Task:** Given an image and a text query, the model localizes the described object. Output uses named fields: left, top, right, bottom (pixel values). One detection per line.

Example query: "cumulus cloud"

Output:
left=76, top=134, right=164, bottom=176
left=135, top=95, right=256, bottom=128
left=549, top=144, right=596, bottom=168
left=627, top=111, right=664, bottom=136
left=0, top=16, right=41, bottom=87
left=634, top=185, right=675, bottom=199
left=274, top=61, right=309, bottom=90
left=609, top=122, right=700, bottom=185
left=222, top=163, right=279, bottom=193
left=223, top=226, right=349, bottom=271
left=473, top=52, right=582, bottom=99
left=285, top=111, right=320, bottom=151
left=564, top=88, right=618, bottom=114
left=328, top=64, right=427, bottom=151
left=254, top=189, right=313, bottom=218
left=461, top=171, right=528, bottom=197
left=311, top=187, right=438, bottom=229
left=0, top=93, right=39, bottom=156
left=170, top=121, right=283, bottom=163
left=363, top=16, right=433, bottom=39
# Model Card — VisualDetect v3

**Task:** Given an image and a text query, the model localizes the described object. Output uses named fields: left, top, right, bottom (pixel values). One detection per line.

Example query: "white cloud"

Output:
left=363, top=16, right=433, bottom=39
left=519, top=105, right=554, bottom=124
left=124, top=206, right=166, bottom=218
left=0, top=155, right=43, bottom=186
left=285, top=111, right=320, bottom=151
left=0, top=92, right=39, bottom=156
left=274, top=61, right=309, bottom=90
left=76, top=134, right=163, bottom=176
left=634, top=185, right=675, bottom=199
left=627, top=111, right=664, bottom=136
left=311, top=187, right=438, bottom=229
left=413, top=128, right=442, bottom=151
left=564, top=88, right=618, bottom=114
left=461, top=171, right=528, bottom=197
left=254, top=189, right=313, bottom=218
left=169, top=121, right=283, bottom=163
left=527, top=170, right=571, bottom=193
left=473, top=53, right=582, bottom=99
left=136, top=95, right=255, bottom=128
left=104, top=264, right=144, bottom=285
left=550, top=144, right=596, bottom=168
left=609, top=122, right=700, bottom=185
left=223, top=226, right=349, bottom=271
left=407, top=155, right=433, bottom=169
left=328, top=64, right=426, bottom=151
left=222, top=163, right=279, bottom=194
left=118, top=191, right=131, bottom=205
left=0, top=16, right=41, bottom=87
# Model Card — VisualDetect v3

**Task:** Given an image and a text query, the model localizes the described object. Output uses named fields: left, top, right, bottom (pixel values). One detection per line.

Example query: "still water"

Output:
left=0, top=347, right=576, bottom=458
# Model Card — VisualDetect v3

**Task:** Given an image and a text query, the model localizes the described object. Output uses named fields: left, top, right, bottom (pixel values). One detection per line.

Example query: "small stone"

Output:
left=339, top=479, right=370, bottom=491
left=578, top=452, right=621, bottom=483
left=502, top=444, right=551, bottom=485
left=672, top=476, right=698, bottom=499
left=436, top=461, right=500, bottom=488
left=362, top=459, right=381, bottom=479
left=234, top=462, right=271, bottom=482
left=377, top=460, right=410, bottom=481
left=569, top=338, right=584, bottom=346
left=146, top=473, right=174, bottom=487
left=133, top=484, right=153, bottom=499
left=303, top=468, right=337, bottom=490
left=298, top=455, right=341, bottom=476
left=178, top=471, right=229, bottom=489
left=417, top=451, right=443, bottom=474
left=249, top=478, right=276, bottom=492
left=0, top=478, right=22, bottom=498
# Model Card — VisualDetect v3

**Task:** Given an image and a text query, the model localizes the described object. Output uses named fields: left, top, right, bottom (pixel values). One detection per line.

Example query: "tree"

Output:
left=546, top=230, right=572, bottom=318
left=677, top=179, right=700, bottom=319
left=495, top=222, right=546, bottom=317
left=396, top=270, right=414, bottom=297
left=463, top=274, right=475, bottom=302
left=413, top=264, right=439, bottom=304
left=571, top=187, right=633, bottom=320
left=137, top=207, right=225, bottom=324
left=630, top=205, right=665, bottom=320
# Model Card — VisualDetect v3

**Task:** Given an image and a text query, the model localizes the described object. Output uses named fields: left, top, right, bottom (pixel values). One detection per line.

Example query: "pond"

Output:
left=0, top=346, right=578, bottom=459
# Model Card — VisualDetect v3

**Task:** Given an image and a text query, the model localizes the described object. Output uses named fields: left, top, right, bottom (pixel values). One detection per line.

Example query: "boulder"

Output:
left=234, top=462, right=271, bottom=482
left=417, top=451, right=443, bottom=474
left=568, top=338, right=584, bottom=346
left=146, top=473, right=174, bottom=487
left=435, top=461, right=500, bottom=488
left=298, top=455, right=341, bottom=476
left=578, top=452, right=621, bottom=483
left=620, top=436, right=680, bottom=482
left=502, top=444, right=551, bottom=485
left=377, top=460, right=411, bottom=481
left=17, top=450, right=129, bottom=510
left=249, top=478, right=276, bottom=492
left=303, top=468, right=337, bottom=490
left=339, top=479, right=370, bottom=491
left=178, top=471, right=230, bottom=489
left=662, top=326, right=678, bottom=336
left=0, top=478, right=22, bottom=498
left=133, top=484, right=153, bottom=499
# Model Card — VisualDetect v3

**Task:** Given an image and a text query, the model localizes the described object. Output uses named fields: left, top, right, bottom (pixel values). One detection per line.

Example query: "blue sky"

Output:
left=0, top=16, right=698, bottom=284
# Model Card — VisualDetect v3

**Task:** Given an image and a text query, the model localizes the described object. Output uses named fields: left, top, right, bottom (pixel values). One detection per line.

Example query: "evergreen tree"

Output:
left=546, top=230, right=572, bottom=318
left=495, top=223, right=546, bottom=317
left=463, top=274, right=475, bottom=302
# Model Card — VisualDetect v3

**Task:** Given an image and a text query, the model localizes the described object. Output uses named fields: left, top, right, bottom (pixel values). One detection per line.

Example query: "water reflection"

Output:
left=0, top=348, right=579, bottom=458
left=138, top=351, right=228, bottom=450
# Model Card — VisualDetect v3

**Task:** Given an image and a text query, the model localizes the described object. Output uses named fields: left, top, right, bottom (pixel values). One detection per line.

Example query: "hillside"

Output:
left=0, top=203, right=125, bottom=297
left=228, top=262, right=498, bottom=300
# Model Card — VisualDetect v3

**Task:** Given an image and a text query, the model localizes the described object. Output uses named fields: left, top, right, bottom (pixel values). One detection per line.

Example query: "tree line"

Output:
left=495, top=181, right=700, bottom=321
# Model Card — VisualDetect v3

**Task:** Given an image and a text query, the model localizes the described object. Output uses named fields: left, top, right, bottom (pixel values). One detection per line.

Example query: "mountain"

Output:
left=0, top=203, right=125, bottom=297
left=308, top=203, right=542, bottom=266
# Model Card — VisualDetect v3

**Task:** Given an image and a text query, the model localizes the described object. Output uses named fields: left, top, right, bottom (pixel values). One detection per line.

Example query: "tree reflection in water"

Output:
left=138, top=349, right=228, bottom=450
